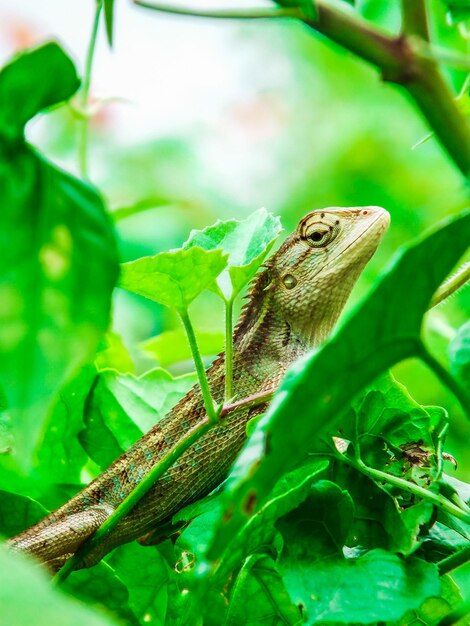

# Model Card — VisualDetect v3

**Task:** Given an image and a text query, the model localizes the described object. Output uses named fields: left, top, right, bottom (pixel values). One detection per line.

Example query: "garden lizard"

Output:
left=7, top=206, right=390, bottom=569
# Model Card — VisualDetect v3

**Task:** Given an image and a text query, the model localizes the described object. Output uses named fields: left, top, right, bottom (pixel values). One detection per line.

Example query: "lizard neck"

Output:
left=233, top=284, right=308, bottom=385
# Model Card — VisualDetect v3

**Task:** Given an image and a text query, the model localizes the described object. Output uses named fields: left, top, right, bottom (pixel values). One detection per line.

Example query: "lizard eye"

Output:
left=304, top=225, right=334, bottom=248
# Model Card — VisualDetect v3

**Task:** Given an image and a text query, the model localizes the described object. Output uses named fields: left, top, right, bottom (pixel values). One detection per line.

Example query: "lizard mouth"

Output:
left=323, top=207, right=390, bottom=271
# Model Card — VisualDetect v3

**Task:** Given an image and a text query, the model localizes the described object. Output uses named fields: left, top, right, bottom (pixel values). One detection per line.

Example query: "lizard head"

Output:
left=236, top=206, right=390, bottom=354
left=272, top=206, right=390, bottom=347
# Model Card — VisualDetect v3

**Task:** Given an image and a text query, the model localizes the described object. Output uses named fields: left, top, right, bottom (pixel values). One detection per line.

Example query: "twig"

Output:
left=78, top=0, right=103, bottom=179
left=438, top=545, right=470, bottom=576
left=401, top=0, right=430, bottom=41
left=134, top=0, right=470, bottom=177
left=53, top=385, right=274, bottom=582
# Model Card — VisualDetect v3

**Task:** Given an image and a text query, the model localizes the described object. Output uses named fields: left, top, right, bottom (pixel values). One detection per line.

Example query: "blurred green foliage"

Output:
left=0, top=0, right=470, bottom=624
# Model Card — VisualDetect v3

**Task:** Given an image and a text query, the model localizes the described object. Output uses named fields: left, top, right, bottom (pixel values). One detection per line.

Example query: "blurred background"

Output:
left=0, top=0, right=469, bottom=478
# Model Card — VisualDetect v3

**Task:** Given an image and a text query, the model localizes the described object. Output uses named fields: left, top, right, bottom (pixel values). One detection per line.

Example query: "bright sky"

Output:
left=0, top=0, right=289, bottom=142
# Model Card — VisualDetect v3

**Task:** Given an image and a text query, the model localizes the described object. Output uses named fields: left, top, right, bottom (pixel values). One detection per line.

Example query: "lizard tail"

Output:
left=7, top=503, right=113, bottom=571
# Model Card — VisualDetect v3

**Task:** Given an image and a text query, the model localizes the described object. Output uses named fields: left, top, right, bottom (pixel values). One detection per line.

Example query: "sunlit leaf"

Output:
left=119, top=247, right=227, bottom=313
left=80, top=368, right=196, bottom=468
left=0, top=43, right=119, bottom=466
left=184, top=208, right=282, bottom=300
left=140, top=329, right=224, bottom=366
left=95, top=332, right=135, bottom=374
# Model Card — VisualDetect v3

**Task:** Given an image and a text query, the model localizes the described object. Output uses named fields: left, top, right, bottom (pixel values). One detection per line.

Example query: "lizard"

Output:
left=7, top=205, right=390, bottom=570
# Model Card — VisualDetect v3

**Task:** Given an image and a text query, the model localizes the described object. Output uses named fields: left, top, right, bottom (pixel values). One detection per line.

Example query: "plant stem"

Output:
left=345, top=455, right=470, bottom=525
left=401, top=0, right=430, bottom=41
left=134, top=0, right=300, bottom=19
left=438, top=545, right=470, bottom=576
left=307, top=4, right=470, bottom=177
left=219, top=389, right=275, bottom=419
left=224, top=298, right=234, bottom=402
left=53, top=417, right=213, bottom=583
left=430, top=262, right=470, bottom=308
left=418, top=342, right=470, bottom=418
left=135, top=0, right=470, bottom=177
left=78, top=0, right=102, bottom=179
left=53, top=386, right=275, bottom=582
left=438, top=597, right=470, bottom=626
left=179, top=309, right=217, bottom=422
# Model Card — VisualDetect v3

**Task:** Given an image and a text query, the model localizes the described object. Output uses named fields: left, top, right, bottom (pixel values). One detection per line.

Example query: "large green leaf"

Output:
left=0, top=42, right=79, bottom=141
left=276, top=483, right=440, bottom=624
left=0, top=546, right=118, bottom=626
left=205, top=209, right=470, bottom=562
left=209, top=460, right=329, bottom=586
left=225, top=554, right=301, bottom=626
left=119, top=246, right=227, bottom=313
left=140, top=329, right=224, bottom=367
left=80, top=368, right=196, bottom=469
left=0, top=43, right=119, bottom=465
left=184, top=208, right=282, bottom=299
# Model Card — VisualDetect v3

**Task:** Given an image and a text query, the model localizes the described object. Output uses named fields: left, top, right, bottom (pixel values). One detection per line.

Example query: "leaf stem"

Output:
left=400, top=0, right=430, bottom=41
left=135, top=0, right=470, bottom=177
left=78, top=0, right=103, bottom=179
left=219, top=389, right=275, bottom=419
left=430, top=262, right=470, bottom=308
left=224, top=298, right=234, bottom=402
left=345, top=455, right=470, bottom=525
left=133, top=0, right=300, bottom=19
left=438, top=545, right=470, bottom=576
left=53, top=417, right=213, bottom=583
left=53, top=386, right=275, bottom=582
left=418, top=342, right=470, bottom=418
left=438, top=597, right=470, bottom=626
left=179, top=309, right=217, bottom=422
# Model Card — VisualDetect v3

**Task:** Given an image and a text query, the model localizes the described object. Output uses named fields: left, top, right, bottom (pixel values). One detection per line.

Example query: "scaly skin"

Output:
left=7, top=206, right=390, bottom=569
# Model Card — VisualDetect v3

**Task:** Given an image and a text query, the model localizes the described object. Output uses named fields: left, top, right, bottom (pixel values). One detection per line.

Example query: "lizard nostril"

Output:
left=362, top=210, right=368, bottom=215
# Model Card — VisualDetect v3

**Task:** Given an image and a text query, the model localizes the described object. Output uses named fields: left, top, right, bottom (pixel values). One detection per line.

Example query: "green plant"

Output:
left=1, top=1, right=470, bottom=625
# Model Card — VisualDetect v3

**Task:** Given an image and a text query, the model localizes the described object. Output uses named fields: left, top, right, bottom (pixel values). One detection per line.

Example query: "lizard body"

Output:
left=7, top=206, right=390, bottom=569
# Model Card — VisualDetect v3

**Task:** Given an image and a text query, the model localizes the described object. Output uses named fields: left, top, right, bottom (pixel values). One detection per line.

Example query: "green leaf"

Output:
left=275, top=484, right=440, bottom=624
left=280, top=548, right=440, bottom=624
left=397, top=575, right=464, bottom=625
left=450, top=320, right=470, bottom=389
left=0, top=546, right=118, bottom=626
left=34, top=366, right=97, bottom=489
left=80, top=368, right=196, bottom=468
left=442, top=0, right=470, bottom=23
left=210, top=461, right=329, bottom=585
left=119, top=246, right=227, bottom=313
left=95, top=332, right=135, bottom=374
left=184, top=208, right=282, bottom=300
left=0, top=42, right=80, bottom=142
left=140, top=329, right=224, bottom=367
left=103, top=0, right=115, bottom=47
left=63, top=561, right=140, bottom=626
left=0, top=490, right=48, bottom=538
left=333, top=463, right=434, bottom=556
left=205, top=209, right=470, bottom=562
left=107, top=543, right=170, bottom=626
left=0, top=44, right=119, bottom=466
left=225, top=554, right=301, bottom=626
